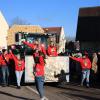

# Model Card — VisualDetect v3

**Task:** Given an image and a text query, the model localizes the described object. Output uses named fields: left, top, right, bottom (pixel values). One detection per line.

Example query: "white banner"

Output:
left=25, top=56, right=69, bottom=83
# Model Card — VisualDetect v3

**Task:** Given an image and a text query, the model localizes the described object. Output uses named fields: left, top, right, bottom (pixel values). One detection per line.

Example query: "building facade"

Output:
left=76, top=6, right=100, bottom=51
left=0, top=11, right=9, bottom=49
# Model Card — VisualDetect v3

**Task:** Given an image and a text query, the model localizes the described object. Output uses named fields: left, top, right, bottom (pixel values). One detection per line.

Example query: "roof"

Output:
left=79, top=6, right=100, bottom=17
left=43, top=27, right=62, bottom=34
left=8, top=25, right=45, bottom=34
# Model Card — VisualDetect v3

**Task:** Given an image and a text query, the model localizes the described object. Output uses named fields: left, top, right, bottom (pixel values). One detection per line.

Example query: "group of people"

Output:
left=0, top=39, right=58, bottom=100
left=1, top=38, right=99, bottom=99
left=69, top=51, right=99, bottom=88
left=0, top=49, right=25, bottom=89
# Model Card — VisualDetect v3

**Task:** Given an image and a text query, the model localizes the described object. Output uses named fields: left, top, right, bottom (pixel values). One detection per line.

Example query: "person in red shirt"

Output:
left=0, top=49, right=11, bottom=86
left=22, top=39, right=47, bottom=56
left=23, top=40, right=47, bottom=99
left=33, top=49, right=45, bottom=76
left=47, top=41, right=58, bottom=56
left=70, top=53, right=92, bottom=87
left=34, top=50, right=46, bottom=100
left=10, top=50, right=25, bottom=89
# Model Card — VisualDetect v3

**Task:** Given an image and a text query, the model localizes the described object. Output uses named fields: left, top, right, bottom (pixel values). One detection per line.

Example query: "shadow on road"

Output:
left=61, top=91, right=100, bottom=100
left=0, top=90, right=35, bottom=100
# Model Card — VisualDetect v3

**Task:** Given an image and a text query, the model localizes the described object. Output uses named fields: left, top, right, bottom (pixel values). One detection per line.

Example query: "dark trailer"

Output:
left=76, top=6, right=100, bottom=52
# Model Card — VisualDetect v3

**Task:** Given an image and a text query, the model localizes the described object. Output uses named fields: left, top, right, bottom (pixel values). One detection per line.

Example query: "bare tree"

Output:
left=10, top=17, right=31, bottom=26
left=65, top=36, right=75, bottom=42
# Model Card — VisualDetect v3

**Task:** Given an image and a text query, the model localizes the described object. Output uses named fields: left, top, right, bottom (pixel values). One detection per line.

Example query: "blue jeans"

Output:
left=1, top=65, right=9, bottom=85
left=35, top=76, right=44, bottom=98
left=81, top=69, right=90, bottom=86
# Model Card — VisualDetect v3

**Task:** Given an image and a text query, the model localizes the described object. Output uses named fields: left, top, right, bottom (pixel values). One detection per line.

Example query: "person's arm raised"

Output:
left=9, top=50, right=18, bottom=62
left=69, top=56, right=82, bottom=62
left=22, top=40, right=35, bottom=49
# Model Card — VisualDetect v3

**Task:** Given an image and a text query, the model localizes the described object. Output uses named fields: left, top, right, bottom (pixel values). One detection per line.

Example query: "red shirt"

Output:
left=35, top=56, right=45, bottom=76
left=0, top=54, right=12, bottom=66
left=10, top=52, right=25, bottom=71
left=70, top=57, right=91, bottom=69
left=47, top=45, right=58, bottom=56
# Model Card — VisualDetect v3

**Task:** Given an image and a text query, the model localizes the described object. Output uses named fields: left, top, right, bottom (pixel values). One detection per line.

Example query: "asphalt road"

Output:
left=29, top=83, right=100, bottom=100
left=0, top=85, right=39, bottom=100
left=0, top=84, right=100, bottom=100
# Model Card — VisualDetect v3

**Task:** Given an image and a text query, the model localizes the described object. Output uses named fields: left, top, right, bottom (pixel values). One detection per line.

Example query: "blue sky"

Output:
left=0, top=0, right=100, bottom=37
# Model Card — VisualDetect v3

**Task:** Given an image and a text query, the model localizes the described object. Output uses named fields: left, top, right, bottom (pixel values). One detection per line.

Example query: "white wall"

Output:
left=58, top=27, right=66, bottom=53
left=0, top=11, right=9, bottom=49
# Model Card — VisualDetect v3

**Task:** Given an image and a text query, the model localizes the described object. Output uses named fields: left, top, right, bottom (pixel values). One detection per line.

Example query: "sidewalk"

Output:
left=0, top=85, right=39, bottom=100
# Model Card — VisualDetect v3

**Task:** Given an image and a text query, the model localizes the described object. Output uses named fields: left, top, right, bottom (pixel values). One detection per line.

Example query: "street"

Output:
left=0, top=85, right=39, bottom=100
left=0, top=83, right=100, bottom=100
